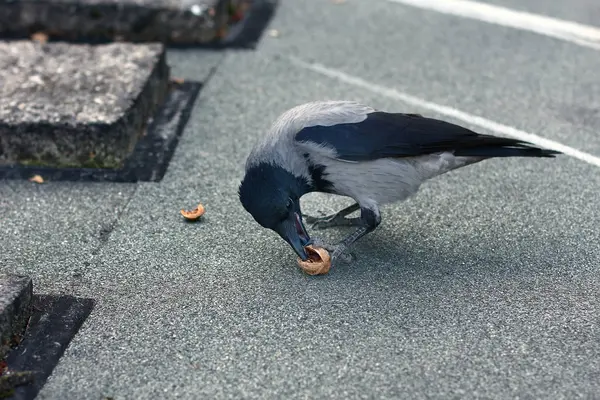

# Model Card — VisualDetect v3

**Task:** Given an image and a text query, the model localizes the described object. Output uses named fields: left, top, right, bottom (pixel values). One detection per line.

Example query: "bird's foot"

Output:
left=303, top=213, right=362, bottom=230
left=308, top=237, right=355, bottom=264
left=302, top=203, right=361, bottom=230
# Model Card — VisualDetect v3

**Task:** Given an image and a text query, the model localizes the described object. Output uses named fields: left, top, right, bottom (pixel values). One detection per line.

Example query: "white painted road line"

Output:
left=385, top=0, right=600, bottom=51
left=288, top=56, right=600, bottom=168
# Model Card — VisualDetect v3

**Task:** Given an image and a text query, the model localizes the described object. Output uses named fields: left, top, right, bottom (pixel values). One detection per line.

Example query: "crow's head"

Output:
left=239, top=162, right=312, bottom=260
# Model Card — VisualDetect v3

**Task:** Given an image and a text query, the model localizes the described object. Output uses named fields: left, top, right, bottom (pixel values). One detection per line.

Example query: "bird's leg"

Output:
left=311, top=206, right=381, bottom=265
left=331, top=207, right=380, bottom=264
left=308, top=236, right=356, bottom=264
left=303, top=203, right=361, bottom=230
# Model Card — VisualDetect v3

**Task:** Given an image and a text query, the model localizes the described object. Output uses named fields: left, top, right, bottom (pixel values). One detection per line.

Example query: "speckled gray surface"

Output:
left=1, top=0, right=600, bottom=398
left=261, top=0, right=600, bottom=155
left=483, top=0, right=600, bottom=26
left=166, top=47, right=225, bottom=79
left=0, top=181, right=137, bottom=294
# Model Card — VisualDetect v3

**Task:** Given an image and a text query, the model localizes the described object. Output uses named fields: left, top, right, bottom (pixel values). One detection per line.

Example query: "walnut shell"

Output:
left=28, top=175, right=44, bottom=183
left=297, top=245, right=331, bottom=275
left=180, top=203, right=205, bottom=221
left=31, top=32, right=49, bottom=44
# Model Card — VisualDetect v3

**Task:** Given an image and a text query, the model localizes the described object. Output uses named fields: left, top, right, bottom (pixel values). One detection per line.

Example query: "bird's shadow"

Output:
left=308, top=219, right=569, bottom=286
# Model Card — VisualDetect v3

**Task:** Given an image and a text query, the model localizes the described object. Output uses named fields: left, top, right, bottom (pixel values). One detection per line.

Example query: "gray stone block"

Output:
left=0, top=41, right=170, bottom=168
left=0, top=274, right=32, bottom=358
left=0, top=0, right=248, bottom=44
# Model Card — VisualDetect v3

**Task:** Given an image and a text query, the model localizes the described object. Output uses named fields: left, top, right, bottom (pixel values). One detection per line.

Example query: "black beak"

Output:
left=276, top=212, right=311, bottom=260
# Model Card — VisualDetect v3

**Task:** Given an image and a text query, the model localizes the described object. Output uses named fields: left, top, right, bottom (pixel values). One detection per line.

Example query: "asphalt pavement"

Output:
left=1, top=0, right=600, bottom=398
left=484, top=0, right=600, bottom=26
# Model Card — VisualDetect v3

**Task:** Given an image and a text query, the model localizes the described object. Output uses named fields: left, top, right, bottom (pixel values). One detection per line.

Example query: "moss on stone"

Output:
left=18, top=155, right=123, bottom=170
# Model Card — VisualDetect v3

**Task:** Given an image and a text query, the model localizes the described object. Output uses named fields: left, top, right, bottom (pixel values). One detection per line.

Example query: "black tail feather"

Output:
left=452, top=135, right=561, bottom=158
left=455, top=146, right=561, bottom=158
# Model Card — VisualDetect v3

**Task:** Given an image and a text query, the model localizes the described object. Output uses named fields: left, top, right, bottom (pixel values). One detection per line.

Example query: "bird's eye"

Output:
left=286, top=197, right=293, bottom=210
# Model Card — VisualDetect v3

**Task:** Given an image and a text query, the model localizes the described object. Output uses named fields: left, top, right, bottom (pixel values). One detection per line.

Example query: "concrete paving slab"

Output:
left=1, top=80, right=202, bottom=183
left=0, top=0, right=246, bottom=45
left=31, top=50, right=600, bottom=399
left=0, top=274, right=32, bottom=356
left=0, top=41, right=168, bottom=168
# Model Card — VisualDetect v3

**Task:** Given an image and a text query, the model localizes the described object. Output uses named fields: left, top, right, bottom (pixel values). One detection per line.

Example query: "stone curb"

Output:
left=0, top=274, right=33, bottom=359
left=0, top=41, right=170, bottom=168
left=0, top=0, right=249, bottom=45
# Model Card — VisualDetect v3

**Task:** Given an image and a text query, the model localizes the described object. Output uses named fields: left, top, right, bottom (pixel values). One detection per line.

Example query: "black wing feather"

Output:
left=295, top=112, right=559, bottom=161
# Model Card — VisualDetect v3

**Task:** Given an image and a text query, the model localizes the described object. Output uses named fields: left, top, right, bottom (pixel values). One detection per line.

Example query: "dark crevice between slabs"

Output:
left=0, top=80, right=202, bottom=183
left=1, top=295, right=95, bottom=400
left=0, top=0, right=278, bottom=50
